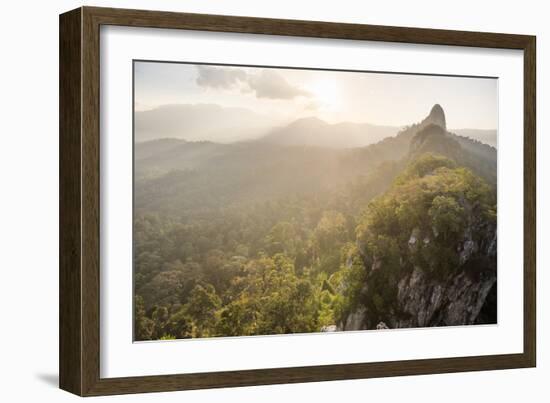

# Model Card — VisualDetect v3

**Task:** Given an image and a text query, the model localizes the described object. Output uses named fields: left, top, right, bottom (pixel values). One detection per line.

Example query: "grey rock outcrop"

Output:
left=395, top=264, right=496, bottom=328
left=343, top=224, right=496, bottom=330
left=376, top=322, right=389, bottom=330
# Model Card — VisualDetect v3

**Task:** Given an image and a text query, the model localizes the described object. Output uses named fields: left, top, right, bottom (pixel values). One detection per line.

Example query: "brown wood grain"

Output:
left=523, top=38, right=536, bottom=367
left=59, top=6, right=537, bottom=396
left=81, top=6, right=102, bottom=396
left=59, top=7, right=82, bottom=396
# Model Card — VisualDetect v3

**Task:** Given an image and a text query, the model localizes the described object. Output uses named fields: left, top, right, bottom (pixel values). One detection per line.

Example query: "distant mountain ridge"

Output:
left=259, top=117, right=398, bottom=149
left=135, top=103, right=497, bottom=148
left=453, top=129, right=497, bottom=148
left=135, top=103, right=276, bottom=143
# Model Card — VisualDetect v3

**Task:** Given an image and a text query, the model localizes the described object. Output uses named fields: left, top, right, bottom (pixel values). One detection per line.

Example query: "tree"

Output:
left=184, top=284, right=222, bottom=338
left=428, top=195, right=465, bottom=241
left=163, top=309, right=193, bottom=339
left=314, top=211, right=347, bottom=252
left=254, top=254, right=319, bottom=334
left=134, top=295, right=154, bottom=341
left=216, top=296, right=258, bottom=336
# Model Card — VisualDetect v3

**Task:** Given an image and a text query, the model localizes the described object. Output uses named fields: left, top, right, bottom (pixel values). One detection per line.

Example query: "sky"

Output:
left=134, top=61, right=498, bottom=135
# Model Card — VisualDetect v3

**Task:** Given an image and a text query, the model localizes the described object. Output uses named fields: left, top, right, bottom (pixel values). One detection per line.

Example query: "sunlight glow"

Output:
left=308, top=80, right=342, bottom=111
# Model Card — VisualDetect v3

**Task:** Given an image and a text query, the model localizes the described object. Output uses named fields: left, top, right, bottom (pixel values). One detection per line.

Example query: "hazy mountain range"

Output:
left=135, top=104, right=277, bottom=143
left=135, top=104, right=496, bottom=216
left=135, top=103, right=498, bottom=148
left=260, top=117, right=398, bottom=148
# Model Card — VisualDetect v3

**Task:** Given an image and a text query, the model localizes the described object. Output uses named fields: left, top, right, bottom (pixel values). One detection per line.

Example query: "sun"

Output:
left=308, top=80, right=342, bottom=111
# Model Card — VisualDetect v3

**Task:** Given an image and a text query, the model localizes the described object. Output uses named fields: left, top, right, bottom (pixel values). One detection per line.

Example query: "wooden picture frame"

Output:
left=59, top=6, right=536, bottom=396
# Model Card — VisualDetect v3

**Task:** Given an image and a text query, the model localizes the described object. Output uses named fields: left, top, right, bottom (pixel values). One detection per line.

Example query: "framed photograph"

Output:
left=59, top=6, right=536, bottom=396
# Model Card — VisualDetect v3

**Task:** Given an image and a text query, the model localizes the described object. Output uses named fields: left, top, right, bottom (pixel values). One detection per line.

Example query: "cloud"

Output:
left=195, top=65, right=247, bottom=89
left=248, top=70, right=310, bottom=100
left=196, top=66, right=310, bottom=100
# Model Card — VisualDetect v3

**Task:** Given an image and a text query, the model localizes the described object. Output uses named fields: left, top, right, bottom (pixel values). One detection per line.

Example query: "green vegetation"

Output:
left=134, top=197, right=358, bottom=339
left=134, top=120, right=497, bottom=340
left=350, top=154, right=496, bottom=326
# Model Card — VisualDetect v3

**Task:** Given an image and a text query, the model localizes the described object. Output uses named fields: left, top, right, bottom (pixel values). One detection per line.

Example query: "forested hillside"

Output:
left=134, top=104, right=497, bottom=340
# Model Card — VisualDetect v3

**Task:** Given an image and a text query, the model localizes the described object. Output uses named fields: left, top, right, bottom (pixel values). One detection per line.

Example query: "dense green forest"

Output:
left=134, top=105, right=497, bottom=340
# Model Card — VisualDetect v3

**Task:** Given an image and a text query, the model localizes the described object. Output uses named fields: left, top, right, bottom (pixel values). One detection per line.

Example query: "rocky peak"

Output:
left=407, top=105, right=452, bottom=156
left=424, top=104, right=446, bottom=130
left=409, top=122, right=462, bottom=161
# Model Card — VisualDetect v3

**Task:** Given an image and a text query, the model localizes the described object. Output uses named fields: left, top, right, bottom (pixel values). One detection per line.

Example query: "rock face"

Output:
left=376, top=322, right=389, bottom=330
left=343, top=306, right=367, bottom=330
left=425, top=103, right=447, bottom=130
left=395, top=251, right=496, bottom=328
left=395, top=215, right=497, bottom=328
left=343, top=221, right=497, bottom=330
